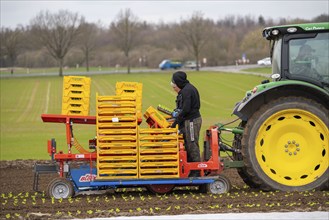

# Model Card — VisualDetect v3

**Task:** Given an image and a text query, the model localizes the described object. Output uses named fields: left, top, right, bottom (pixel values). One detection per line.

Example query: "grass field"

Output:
left=0, top=71, right=266, bottom=160
left=243, top=66, right=272, bottom=74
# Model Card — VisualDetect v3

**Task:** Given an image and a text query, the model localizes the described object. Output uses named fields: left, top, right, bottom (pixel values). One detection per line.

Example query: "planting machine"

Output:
left=35, top=80, right=242, bottom=199
left=35, top=22, right=328, bottom=199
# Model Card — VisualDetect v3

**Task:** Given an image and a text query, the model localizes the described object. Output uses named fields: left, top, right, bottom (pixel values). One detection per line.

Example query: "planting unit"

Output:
left=37, top=77, right=239, bottom=199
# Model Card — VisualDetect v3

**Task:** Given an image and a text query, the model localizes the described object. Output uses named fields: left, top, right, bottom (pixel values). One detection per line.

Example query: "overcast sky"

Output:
left=1, top=0, right=328, bottom=28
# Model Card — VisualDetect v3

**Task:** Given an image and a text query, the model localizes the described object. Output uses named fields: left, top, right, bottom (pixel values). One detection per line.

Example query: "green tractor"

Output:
left=233, top=22, right=329, bottom=191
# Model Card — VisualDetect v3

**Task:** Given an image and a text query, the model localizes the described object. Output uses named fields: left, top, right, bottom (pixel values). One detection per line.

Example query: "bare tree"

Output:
left=110, top=8, right=141, bottom=74
left=78, top=22, right=98, bottom=72
left=0, top=27, right=22, bottom=71
left=178, top=11, right=213, bottom=71
left=240, top=28, right=269, bottom=63
left=30, top=10, right=84, bottom=76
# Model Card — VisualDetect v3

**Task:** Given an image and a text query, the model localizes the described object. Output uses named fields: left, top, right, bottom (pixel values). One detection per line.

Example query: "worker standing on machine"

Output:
left=170, top=71, right=202, bottom=177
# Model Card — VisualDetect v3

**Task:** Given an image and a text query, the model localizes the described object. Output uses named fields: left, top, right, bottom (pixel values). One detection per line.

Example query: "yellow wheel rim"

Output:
left=255, top=109, right=328, bottom=186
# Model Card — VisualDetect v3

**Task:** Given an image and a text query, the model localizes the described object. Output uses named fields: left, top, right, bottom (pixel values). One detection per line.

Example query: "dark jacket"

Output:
left=171, top=71, right=201, bottom=129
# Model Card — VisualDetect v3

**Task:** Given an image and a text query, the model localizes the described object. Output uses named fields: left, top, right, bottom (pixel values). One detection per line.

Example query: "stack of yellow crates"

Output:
left=96, top=94, right=138, bottom=179
left=95, top=81, right=180, bottom=180
left=115, top=82, right=143, bottom=123
left=139, top=127, right=179, bottom=179
left=62, top=76, right=91, bottom=116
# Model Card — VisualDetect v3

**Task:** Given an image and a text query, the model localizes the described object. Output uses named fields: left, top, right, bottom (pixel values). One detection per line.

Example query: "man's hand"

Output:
left=172, top=109, right=182, bottom=118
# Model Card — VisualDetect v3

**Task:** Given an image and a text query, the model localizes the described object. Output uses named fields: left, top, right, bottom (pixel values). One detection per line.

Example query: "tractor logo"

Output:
left=198, top=163, right=208, bottom=168
left=79, top=174, right=96, bottom=182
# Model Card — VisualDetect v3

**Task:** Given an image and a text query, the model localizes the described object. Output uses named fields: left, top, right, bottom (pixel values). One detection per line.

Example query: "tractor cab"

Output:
left=263, top=22, right=329, bottom=90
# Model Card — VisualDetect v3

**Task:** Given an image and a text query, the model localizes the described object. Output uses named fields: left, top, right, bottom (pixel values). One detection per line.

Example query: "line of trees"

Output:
left=1, top=9, right=328, bottom=75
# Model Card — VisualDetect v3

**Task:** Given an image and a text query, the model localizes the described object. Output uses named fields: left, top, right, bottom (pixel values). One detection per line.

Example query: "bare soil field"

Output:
left=0, top=160, right=328, bottom=219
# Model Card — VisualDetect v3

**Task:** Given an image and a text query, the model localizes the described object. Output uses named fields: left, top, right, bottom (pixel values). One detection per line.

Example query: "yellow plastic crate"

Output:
left=97, top=170, right=138, bottom=179
left=98, top=142, right=137, bottom=149
left=98, top=96, right=136, bottom=102
left=139, top=161, right=177, bottom=167
left=63, top=84, right=90, bottom=92
left=97, top=108, right=136, bottom=115
left=139, top=168, right=179, bottom=179
left=144, top=106, right=170, bottom=128
left=97, top=116, right=137, bottom=122
left=63, top=83, right=90, bottom=91
left=63, top=75, right=91, bottom=85
left=97, top=128, right=137, bottom=135
left=62, top=90, right=90, bottom=99
left=61, top=102, right=90, bottom=115
left=62, top=102, right=90, bottom=111
left=139, top=135, right=177, bottom=141
left=139, top=168, right=179, bottom=174
left=98, top=163, right=138, bottom=169
left=139, top=148, right=178, bottom=154
left=115, top=81, right=143, bottom=91
left=62, top=96, right=90, bottom=104
left=139, top=142, right=177, bottom=148
left=98, top=155, right=138, bottom=162
left=98, top=103, right=136, bottom=108
left=97, top=135, right=137, bottom=142
left=61, top=109, right=89, bottom=116
left=98, top=149, right=138, bottom=155
left=139, top=174, right=179, bottom=179
left=97, top=122, right=137, bottom=129
left=139, top=127, right=177, bottom=134
left=116, top=89, right=142, bottom=99
left=98, top=170, right=138, bottom=175
left=139, top=154, right=179, bottom=161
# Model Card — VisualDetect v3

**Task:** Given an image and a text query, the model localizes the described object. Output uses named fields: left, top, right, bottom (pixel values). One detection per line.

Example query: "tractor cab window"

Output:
left=289, top=33, right=329, bottom=84
left=271, top=38, right=282, bottom=77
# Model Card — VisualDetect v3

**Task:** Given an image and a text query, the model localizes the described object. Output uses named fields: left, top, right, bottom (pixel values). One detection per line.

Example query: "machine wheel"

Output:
left=198, top=184, right=207, bottom=193
left=207, top=175, right=231, bottom=194
left=242, top=97, right=328, bottom=191
left=146, top=184, right=175, bottom=194
left=47, top=177, right=75, bottom=199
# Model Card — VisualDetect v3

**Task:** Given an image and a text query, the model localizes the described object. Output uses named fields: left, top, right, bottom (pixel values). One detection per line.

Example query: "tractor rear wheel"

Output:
left=241, top=97, right=328, bottom=191
left=47, top=177, right=75, bottom=199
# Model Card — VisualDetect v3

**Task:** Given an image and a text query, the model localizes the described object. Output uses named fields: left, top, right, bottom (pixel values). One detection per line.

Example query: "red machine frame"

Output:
left=41, top=113, right=224, bottom=179
left=41, top=114, right=97, bottom=178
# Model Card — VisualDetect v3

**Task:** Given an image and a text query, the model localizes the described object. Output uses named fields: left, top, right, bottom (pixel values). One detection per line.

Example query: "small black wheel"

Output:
left=198, top=184, right=208, bottom=193
left=47, top=177, right=75, bottom=199
left=207, top=175, right=231, bottom=194
left=146, top=184, right=175, bottom=194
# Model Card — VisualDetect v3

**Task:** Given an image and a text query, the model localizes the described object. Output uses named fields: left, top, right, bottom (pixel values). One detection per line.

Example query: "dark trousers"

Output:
left=182, top=117, right=202, bottom=163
